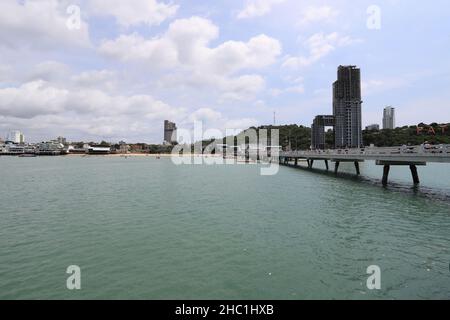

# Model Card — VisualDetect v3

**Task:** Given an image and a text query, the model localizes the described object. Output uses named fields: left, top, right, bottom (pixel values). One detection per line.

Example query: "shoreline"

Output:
left=65, top=153, right=220, bottom=157
left=1, top=153, right=263, bottom=164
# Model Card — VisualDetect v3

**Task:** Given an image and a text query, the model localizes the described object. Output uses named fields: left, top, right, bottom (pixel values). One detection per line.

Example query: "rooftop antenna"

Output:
left=273, top=111, right=276, bottom=126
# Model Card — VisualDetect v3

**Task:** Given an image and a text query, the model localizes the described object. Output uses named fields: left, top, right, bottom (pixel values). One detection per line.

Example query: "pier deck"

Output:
left=279, top=145, right=450, bottom=185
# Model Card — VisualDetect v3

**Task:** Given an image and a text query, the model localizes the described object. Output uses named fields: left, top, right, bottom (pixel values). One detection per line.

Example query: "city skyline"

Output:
left=0, top=0, right=449, bottom=144
left=3, top=109, right=449, bottom=145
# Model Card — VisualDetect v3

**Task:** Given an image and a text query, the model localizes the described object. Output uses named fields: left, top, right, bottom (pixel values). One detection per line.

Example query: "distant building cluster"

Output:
left=6, top=130, right=25, bottom=144
left=0, top=132, right=67, bottom=156
left=1, top=120, right=180, bottom=156
left=310, top=66, right=401, bottom=150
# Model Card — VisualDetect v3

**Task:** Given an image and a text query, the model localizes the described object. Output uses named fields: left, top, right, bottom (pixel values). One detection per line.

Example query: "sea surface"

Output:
left=0, top=156, right=449, bottom=299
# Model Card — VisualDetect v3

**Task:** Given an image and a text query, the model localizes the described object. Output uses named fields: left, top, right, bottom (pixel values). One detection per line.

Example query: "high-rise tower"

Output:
left=163, top=120, right=177, bottom=145
left=383, top=106, right=395, bottom=130
left=333, top=65, right=363, bottom=148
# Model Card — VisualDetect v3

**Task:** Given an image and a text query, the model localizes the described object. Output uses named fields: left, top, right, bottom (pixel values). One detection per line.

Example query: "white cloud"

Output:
left=99, top=16, right=280, bottom=101
left=0, top=80, right=69, bottom=119
left=237, top=0, right=285, bottom=19
left=88, top=0, right=178, bottom=27
left=282, top=32, right=361, bottom=69
left=188, top=108, right=222, bottom=123
left=0, top=73, right=255, bottom=142
left=71, top=70, right=118, bottom=92
left=210, top=34, right=281, bottom=75
left=0, top=0, right=90, bottom=49
left=185, top=107, right=259, bottom=137
left=99, top=32, right=180, bottom=68
left=223, top=118, right=259, bottom=131
left=0, top=79, right=180, bottom=121
left=99, top=17, right=219, bottom=68
left=298, top=6, right=339, bottom=26
left=218, top=74, right=266, bottom=102
left=99, top=17, right=281, bottom=74
left=28, top=61, right=71, bottom=82
left=158, top=72, right=266, bottom=102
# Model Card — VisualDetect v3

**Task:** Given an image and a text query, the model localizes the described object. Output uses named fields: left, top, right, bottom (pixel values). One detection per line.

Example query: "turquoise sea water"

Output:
left=0, top=156, right=449, bottom=299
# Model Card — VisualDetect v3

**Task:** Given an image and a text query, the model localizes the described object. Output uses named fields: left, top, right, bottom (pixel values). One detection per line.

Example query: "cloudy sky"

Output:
left=0, top=0, right=449, bottom=143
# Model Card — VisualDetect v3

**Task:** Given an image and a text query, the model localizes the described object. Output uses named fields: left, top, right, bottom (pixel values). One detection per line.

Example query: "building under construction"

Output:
left=311, top=65, right=363, bottom=150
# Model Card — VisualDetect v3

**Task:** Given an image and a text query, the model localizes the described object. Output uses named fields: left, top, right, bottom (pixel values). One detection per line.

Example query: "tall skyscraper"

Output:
left=383, top=106, right=395, bottom=129
left=333, top=65, right=363, bottom=148
left=164, top=120, right=177, bottom=145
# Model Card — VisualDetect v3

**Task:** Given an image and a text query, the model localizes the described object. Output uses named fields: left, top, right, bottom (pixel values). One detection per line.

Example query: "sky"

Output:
left=0, top=0, right=449, bottom=143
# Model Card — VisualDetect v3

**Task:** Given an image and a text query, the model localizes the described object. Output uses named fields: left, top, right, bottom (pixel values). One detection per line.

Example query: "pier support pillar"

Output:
left=410, top=165, right=420, bottom=184
left=325, top=160, right=329, bottom=171
left=382, top=165, right=390, bottom=186
left=306, top=159, right=311, bottom=168
left=310, top=160, right=314, bottom=168
left=334, top=161, right=340, bottom=174
left=294, top=158, right=298, bottom=167
left=376, top=160, right=425, bottom=186
left=354, top=161, right=361, bottom=175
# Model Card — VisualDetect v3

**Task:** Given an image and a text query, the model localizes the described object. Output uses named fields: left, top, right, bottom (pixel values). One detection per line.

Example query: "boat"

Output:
left=19, top=154, right=37, bottom=158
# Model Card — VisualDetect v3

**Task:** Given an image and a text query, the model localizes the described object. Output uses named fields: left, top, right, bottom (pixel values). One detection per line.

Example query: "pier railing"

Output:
left=280, top=145, right=450, bottom=163
left=279, top=145, right=450, bottom=185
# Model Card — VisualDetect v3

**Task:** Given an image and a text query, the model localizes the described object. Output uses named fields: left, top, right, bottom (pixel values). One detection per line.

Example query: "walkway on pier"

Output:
left=279, top=145, right=450, bottom=186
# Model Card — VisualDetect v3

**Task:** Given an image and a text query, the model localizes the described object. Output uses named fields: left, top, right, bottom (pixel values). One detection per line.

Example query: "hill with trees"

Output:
left=229, top=123, right=450, bottom=150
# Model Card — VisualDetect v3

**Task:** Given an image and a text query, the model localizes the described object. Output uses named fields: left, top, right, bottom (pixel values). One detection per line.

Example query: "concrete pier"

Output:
left=382, top=165, right=390, bottom=186
left=354, top=161, right=361, bottom=175
left=334, top=161, right=340, bottom=174
left=279, top=145, right=450, bottom=186
left=410, top=165, right=420, bottom=184
left=331, top=159, right=363, bottom=175
left=376, top=160, right=426, bottom=186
